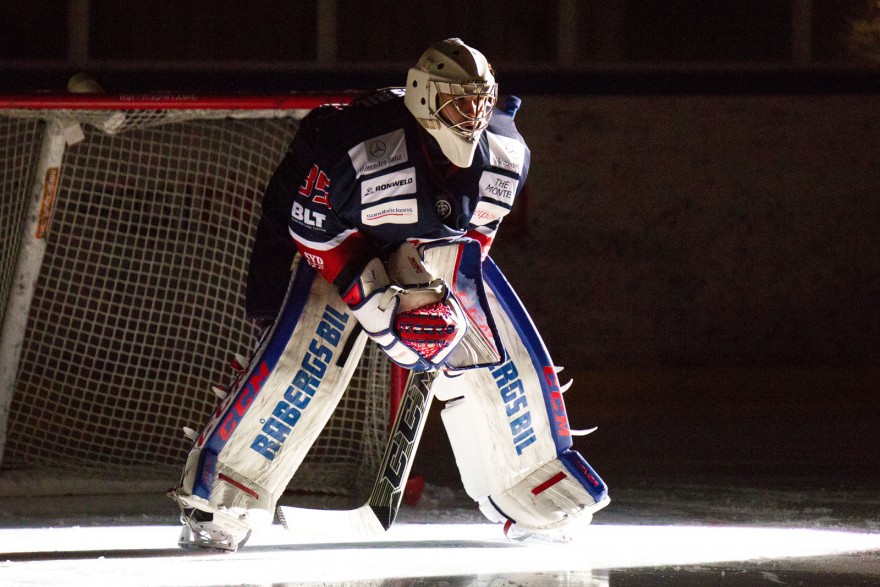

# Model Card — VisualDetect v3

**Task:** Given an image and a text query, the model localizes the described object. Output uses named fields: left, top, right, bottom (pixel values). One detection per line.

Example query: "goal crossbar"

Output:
left=0, top=93, right=349, bottom=111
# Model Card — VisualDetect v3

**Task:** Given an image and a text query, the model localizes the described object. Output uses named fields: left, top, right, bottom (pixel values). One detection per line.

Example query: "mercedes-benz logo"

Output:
left=369, top=140, right=387, bottom=158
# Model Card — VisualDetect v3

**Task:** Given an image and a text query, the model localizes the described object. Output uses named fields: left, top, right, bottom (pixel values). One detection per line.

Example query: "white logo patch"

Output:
left=471, top=200, right=510, bottom=226
left=303, top=251, right=325, bottom=270
left=291, top=201, right=327, bottom=229
left=361, top=167, right=416, bottom=205
left=349, top=129, right=408, bottom=178
left=487, top=132, right=525, bottom=175
left=362, top=198, right=418, bottom=226
left=479, top=171, right=518, bottom=207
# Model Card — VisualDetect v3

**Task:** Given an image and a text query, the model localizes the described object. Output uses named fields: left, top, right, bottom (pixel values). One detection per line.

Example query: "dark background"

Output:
left=3, top=1, right=879, bottom=488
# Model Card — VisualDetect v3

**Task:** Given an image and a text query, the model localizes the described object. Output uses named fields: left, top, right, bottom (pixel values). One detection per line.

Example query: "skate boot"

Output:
left=178, top=507, right=252, bottom=552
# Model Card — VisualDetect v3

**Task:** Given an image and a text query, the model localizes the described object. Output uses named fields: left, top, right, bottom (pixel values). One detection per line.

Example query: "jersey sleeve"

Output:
left=286, top=107, right=378, bottom=291
left=467, top=121, right=531, bottom=258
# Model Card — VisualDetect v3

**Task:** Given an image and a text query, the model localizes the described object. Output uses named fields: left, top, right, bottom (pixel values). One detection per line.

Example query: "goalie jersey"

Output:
left=246, top=88, right=531, bottom=324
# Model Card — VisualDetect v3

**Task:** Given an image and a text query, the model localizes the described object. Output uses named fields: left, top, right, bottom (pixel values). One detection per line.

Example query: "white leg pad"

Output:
left=438, top=257, right=609, bottom=535
left=170, top=263, right=368, bottom=534
left=441, top=392, right=609, bottom=533
left=476, top=456, right=610, bottom=533
left=440, top=396, right=493, bottom=500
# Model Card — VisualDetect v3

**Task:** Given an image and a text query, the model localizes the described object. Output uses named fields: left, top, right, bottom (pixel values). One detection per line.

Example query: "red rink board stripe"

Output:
left=0, top=94, right=355, bottom=110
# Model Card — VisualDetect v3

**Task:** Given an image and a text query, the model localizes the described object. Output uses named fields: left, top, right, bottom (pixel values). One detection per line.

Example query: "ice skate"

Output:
left=177, top=507, right=252, bottom=552
left=503, top=519, right=576, bottom=543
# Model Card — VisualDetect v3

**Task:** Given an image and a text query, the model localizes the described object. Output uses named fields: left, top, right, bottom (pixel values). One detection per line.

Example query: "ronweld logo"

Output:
left=492, top=360, right=536, bottom=455
left=368, top=177, right=412, bottom=194
left=250, top=305, right=349, bottom=460
left=361, top=167, right=416, bottom=204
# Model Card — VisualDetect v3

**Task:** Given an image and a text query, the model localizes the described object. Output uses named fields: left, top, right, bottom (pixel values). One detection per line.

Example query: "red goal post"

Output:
left=0, top=92, right=402, bottom=496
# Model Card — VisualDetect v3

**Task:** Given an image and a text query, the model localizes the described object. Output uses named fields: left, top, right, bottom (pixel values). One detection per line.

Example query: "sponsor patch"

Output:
left=349, top=129, right=408, bottom=178
left=361, top=167, right=416, bottom=204
left=362, top=198, right=418, bottom=226
left=470, top=200, right=510, bottom=226
left=290, top=201, right=327, bottom=231
left=479, top=171, right=518, bottom=207
left=36, top=167, right=60, bottom=239
left=487, top=132, right=525, bottom=175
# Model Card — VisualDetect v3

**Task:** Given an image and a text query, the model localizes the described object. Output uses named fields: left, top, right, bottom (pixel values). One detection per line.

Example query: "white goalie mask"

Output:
left=404, top=38, right=497, bottom=168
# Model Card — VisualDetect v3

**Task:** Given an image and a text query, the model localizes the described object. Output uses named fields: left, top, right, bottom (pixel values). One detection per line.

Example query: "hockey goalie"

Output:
left=168, top=38, right=609, bottom=551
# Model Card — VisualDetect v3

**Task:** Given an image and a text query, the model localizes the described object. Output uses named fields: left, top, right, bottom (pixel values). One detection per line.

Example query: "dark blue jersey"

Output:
left=246, top=88, right=529, bottom=322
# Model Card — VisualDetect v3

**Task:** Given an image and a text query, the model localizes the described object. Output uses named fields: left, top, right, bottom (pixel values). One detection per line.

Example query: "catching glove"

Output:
left=342, top=247, right=466, bottom=372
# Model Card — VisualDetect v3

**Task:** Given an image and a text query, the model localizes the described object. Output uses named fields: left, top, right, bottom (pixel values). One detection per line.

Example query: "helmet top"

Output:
left=404, top=38, right=497, bottom=167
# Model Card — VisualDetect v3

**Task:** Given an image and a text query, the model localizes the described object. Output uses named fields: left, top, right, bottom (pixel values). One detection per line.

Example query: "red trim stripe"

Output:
left=218, top=473, right=260, bottom=499
left=531, top=471, right=567, bottom=495
left=0, top=94, right=355, bottom=111
left=464, top=228, right=494, bottom=258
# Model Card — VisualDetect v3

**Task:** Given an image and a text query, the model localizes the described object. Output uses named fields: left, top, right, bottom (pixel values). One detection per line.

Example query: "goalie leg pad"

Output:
left=441, top=393, right=608, bottom=532
left=439, top=256, right=609, bottom=533
left=170, top=257, right=368, bottom=542
left=476, top=451, right=610, bottom=533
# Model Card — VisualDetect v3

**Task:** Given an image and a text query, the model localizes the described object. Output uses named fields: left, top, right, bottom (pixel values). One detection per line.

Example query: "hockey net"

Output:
left=0, top=93, right=391, bottom=496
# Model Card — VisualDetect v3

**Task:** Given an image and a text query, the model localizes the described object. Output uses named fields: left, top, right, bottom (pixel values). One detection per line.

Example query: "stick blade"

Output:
left=277, top=504, right=387, bottom=538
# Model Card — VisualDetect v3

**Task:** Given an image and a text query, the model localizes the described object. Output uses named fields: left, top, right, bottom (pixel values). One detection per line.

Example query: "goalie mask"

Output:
left=404, top=38, right=497, bottom=168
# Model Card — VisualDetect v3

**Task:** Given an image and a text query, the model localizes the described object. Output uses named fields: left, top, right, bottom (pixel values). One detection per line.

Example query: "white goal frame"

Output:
left=0, top=92, right=397, bottom=496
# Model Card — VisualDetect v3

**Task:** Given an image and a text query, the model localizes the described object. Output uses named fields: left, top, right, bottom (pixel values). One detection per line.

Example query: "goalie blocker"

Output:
left=169, top=240, right=607, bottom=549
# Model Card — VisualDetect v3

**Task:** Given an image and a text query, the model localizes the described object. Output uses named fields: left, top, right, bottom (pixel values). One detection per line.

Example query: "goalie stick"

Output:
left=277, top=367, right=436, bottom=537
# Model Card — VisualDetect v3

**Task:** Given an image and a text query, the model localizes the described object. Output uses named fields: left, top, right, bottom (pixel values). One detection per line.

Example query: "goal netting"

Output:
left=0, top=94, right=390, bottom=496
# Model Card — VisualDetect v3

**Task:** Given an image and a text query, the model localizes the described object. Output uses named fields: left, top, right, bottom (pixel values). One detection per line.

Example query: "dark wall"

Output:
left=415, top=93, right=880, bottom=486
left=493, top=94, right=880, bottom=370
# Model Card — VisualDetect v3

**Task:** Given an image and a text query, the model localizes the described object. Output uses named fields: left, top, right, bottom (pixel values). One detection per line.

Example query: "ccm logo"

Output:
left=218, top=361, right=270, bottom=441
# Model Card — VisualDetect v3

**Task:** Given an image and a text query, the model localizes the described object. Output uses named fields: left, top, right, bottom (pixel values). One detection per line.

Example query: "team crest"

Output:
left=435, top=199, right=452, bottom=218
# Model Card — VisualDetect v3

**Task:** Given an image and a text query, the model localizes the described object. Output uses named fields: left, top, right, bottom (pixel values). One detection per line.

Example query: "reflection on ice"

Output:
left=1, top=522, right=879, bottom=586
